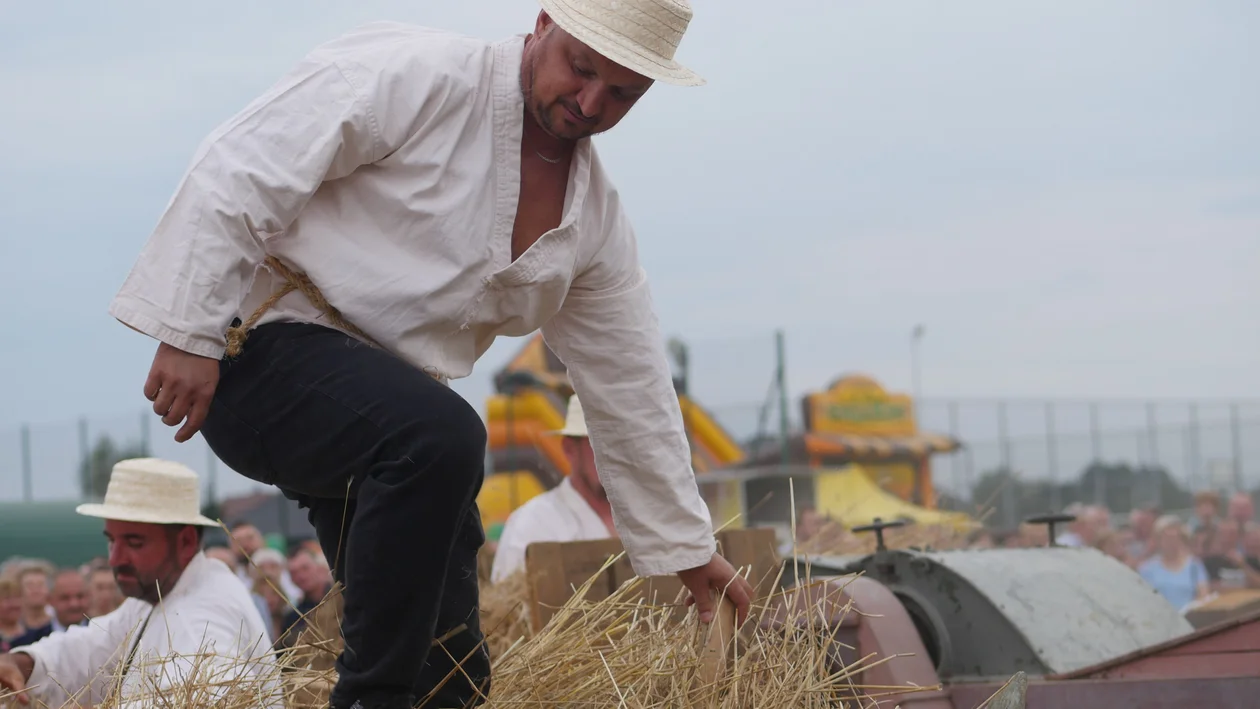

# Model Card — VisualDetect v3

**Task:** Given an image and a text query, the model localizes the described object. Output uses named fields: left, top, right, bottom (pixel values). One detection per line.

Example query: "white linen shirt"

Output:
left=490, top=477, right=612, bottom=584
left=107, top=22, right=715, bottom=578
left=17, top=553, right=279, bottom=708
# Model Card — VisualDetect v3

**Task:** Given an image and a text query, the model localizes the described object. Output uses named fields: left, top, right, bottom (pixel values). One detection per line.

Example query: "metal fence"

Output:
left=3, top=329, right=1257, bottom=512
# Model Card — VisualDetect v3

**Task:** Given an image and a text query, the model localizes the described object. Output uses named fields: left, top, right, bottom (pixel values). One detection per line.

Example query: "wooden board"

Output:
left=523, top=528, right=781, bottom=632
left=1186, top=590, right=1260, bottom=630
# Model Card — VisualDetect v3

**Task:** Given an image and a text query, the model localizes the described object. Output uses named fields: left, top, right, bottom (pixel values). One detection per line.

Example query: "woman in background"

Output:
left=1138, top=515, right=1210, bottom=612
left=0, top=577, right=25, bottom=652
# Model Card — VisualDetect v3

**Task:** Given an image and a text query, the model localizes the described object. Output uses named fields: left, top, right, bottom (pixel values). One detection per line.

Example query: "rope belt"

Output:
left=224, top=256, right=381, bottom=358
left=224, top=256, right=447, bottom=383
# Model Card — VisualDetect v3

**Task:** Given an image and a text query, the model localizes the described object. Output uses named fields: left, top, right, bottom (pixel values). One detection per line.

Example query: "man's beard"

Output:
left=522, top=55, right=598, bottom=142
left=114, top=562, right=179, bottom=605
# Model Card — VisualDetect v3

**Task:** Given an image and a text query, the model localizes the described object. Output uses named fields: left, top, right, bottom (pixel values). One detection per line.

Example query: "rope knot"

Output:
left=223, top=256, right=378, bottom=358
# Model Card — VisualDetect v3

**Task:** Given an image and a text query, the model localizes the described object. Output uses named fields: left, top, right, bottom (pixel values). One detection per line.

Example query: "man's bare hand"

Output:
left=0, top=652, right=33, bottom=705
left=144, top=342, right=220, bottom=443
left=677, top=552, right=754, bottom=626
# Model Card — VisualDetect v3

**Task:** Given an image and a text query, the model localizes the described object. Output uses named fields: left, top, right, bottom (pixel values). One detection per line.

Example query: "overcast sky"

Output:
left=1, top=1, right=1256, bottom=501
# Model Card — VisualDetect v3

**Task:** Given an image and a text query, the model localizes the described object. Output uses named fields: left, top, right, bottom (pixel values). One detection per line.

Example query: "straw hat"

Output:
left=76, top=458, right=219, bottom=527
left=538, top=0, right=704, bottom=86
left=553, top=395, right=589, bottom=437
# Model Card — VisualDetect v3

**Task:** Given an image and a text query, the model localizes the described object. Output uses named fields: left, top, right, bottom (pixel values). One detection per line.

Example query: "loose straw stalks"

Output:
left=2, top=551, right=1019, bottom=709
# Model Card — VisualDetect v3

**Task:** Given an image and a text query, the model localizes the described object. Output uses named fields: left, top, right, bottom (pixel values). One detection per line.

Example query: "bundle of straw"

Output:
left=1, top=554, right=964, bottom=709
left=477, top=570, right=533, bottom=661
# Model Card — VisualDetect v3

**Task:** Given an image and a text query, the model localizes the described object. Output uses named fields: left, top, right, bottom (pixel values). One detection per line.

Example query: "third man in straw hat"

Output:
left=108, top=1, right=752, bottom=707
left=490, top=395, right=617, bottom=583
left=0, top=459, right=276, bottom=708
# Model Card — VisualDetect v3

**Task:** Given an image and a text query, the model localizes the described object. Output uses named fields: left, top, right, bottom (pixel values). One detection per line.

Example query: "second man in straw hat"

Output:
left=109, top=2, right=752, bottom=708
left=490, top=396, right=616, bottom=583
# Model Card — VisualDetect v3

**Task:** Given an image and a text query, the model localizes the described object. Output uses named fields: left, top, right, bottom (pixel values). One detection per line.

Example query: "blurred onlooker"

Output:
left=15, top=563, right=53, bottom=636
left=251, top=549, right=288, bottom=589
left=231, top=522, right=302, bottom=600
left=1202, top=522, right=1247, bottom=591
left=204, top=544, right=239, bottom=571
left=276, top=549, right=333, bottom=649
left=1226, top=492, right=1255, bottom=545
left=1054, top=503, right=1087, bottom=546
left=0, top=578, right=23, bottom=652
left=1094, top=529, right=1132, bottom=567
left=1237, top=526, right=1260, bottom=589
left=1126, top=506, right=1158, bottom=563
left=1055, top=503, right=1109, bottom=547
left=251, top=577, right=290, bottom=644
left=1138, top=515, right=1209, bottom=612
left=8, top=569, right=90, bottom=647
left=85, top=567, right=123, bottom=619
left=1190, top=491, right=1221, bottom=537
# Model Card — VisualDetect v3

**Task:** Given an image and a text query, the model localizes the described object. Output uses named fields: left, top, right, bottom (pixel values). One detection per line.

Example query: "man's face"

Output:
left=563, top=436, right=604, bottom=497
left=287, top=552, right=330, bottom=599
left=88, top=569, right=123, bottom=615
left=232, top=525, right=264, bottom=557
left=522, top=14, right=653, bottom=142
left=1195, top=501, right=1218, bottom=521
left=20, top=571, right=49, bottom=609
left=1130, top=509, right=1156, bottom=537
left=0, top=592, right=21, bottom=626
left=105, top=520, right=197, bottom=604
left=1228, top=494, right=1254, bottom=523
left=49, top=571, right=88, bottom=626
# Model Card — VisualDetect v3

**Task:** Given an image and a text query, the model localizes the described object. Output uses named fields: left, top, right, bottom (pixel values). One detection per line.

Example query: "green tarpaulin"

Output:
left=0, top=501, right=108, bottom=568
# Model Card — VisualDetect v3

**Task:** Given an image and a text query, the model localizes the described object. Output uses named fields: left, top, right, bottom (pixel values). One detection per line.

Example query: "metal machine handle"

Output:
left=850, top=517, right=909, bottom=552
left=1024, top=513, right=1077, bottom=547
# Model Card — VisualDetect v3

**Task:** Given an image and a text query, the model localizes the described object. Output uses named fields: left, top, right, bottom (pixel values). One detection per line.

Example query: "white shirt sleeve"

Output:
left=19, top=601, right=142, bottom=707
left=541, top=206, right=716, bottom=579
left=106, top=24, right=458, bottom=360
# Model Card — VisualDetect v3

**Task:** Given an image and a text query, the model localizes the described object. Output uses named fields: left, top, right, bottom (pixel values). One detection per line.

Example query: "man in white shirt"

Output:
left=0, top=459, right=276, bottom=709
left=107, top=2, right=752, bottom=708
left=491, top=396, right=616, bottom=583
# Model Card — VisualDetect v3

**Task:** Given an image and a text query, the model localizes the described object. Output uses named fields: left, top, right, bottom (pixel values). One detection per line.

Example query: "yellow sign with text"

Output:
left=807, top=375, right=917, bottom=437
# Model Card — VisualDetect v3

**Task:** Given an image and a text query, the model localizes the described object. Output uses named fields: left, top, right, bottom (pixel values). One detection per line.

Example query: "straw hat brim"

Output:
left=539, top=0, right=705, bottom=87
left=76, top=502, right=219, bottom=527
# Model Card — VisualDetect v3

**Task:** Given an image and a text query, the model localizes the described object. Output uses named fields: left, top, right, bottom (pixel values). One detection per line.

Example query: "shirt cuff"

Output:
left=108, top=299, right=228, bottom=360
left=627, top=536, right=717, bottom=578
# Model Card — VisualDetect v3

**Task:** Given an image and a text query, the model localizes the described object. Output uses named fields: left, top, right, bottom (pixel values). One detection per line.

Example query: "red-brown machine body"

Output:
left=777, top=539, right=1260, bottom=708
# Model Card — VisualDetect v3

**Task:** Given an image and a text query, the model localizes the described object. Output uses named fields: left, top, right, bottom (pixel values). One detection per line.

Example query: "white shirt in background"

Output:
left=491, top=478, right=612, bottom=584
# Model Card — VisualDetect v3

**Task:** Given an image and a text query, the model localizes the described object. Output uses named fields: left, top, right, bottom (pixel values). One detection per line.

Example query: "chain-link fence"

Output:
left=3, top=329, right=1257, bottom=514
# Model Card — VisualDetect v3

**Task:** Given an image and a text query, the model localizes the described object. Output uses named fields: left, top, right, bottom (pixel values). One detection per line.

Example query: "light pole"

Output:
left=910, top=324, right=925, bottom=426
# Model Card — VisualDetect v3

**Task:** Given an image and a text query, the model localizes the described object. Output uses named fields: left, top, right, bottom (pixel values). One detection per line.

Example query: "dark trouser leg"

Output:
left=200, top=322, right=491, bottom=709
left=303, top=496, right=356, bottom=586
left=414, top=502, right=491, bottom=707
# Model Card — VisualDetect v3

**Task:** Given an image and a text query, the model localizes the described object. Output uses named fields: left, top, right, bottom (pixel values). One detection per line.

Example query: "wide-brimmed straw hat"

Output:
left=538, top=0, right=704, bottom=86
left=549, top=395, right=590, bottom=438
left=76, top=458, right=219, bottom=527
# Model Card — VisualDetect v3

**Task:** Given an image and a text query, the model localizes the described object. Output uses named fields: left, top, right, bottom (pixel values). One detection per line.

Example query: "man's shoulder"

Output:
left=506, top=485, right=568, bottom=522
left=308, top=21, right=507, bottom=86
